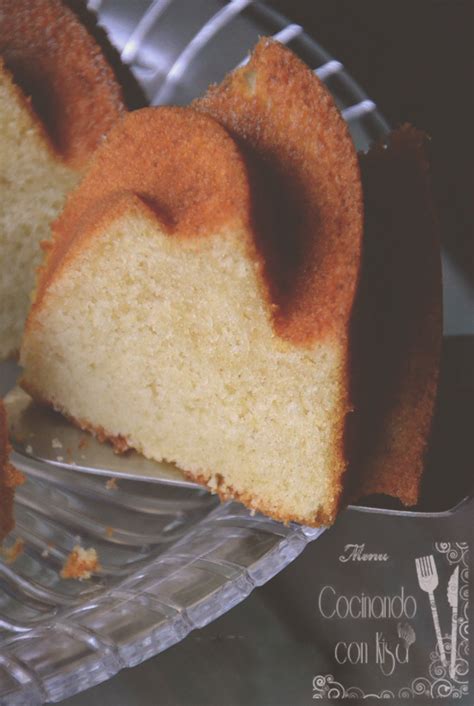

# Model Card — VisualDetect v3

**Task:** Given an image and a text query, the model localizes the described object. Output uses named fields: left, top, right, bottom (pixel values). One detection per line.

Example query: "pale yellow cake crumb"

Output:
left=60, top=545, right=100, bottom=580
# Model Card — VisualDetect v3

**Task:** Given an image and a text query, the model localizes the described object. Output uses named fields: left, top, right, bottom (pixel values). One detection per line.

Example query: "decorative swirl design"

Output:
left=455, top=657, right=469, bottom=678
left=344, top=686, right=365, bottom=698
left=312, top=675, right=394, bottom=700
left=432, top=678, right=454, bottom=698
left=429, top=653, right=447, bottom=680
left=459, top=621, right=469, bottom=644
left=411, top=677, right=430, bottom=695
left=327, top=685, right=345, bottom=699
left=436, top=542, right=450, bottom=551
left=312, top=675, right=343, bottom=699
left=398, top=687, right=412, bottom=699
left=312, top=675, right=328, bottom=689
left=435, top=542, right=468, bottom=567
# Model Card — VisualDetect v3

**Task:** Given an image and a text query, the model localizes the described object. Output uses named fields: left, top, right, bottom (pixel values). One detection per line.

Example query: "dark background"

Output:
left=270, top=0, right=473, bottom=287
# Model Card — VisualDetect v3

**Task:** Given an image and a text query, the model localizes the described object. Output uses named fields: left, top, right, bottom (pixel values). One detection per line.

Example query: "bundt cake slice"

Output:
left=0, top=0, right=142, bottom=359
left=21, top=90, right=363, bottom=526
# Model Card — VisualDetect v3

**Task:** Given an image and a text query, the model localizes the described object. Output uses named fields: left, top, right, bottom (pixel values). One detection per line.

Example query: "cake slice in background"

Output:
left=20, top=59, right=363, bottom=528
left=0, top=0, right=144, bottom=360
left=347, top=126, right=442, bottom=506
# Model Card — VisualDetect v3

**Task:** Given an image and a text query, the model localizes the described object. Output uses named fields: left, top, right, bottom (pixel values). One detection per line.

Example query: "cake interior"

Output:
left=22, top=205, right=348, bottom=524
left=0, top=67, right=78, bottom=358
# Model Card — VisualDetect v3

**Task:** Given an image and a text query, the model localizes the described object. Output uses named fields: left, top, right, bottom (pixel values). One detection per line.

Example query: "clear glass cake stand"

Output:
left=0, top=2, right=389, bottom=703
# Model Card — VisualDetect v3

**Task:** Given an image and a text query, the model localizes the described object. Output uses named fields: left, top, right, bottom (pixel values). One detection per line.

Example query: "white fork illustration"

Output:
left=415, top=555, right=447, bottom=668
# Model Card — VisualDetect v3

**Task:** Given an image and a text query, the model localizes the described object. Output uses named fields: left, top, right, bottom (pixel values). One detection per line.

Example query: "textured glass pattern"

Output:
left=0, top=466, right=322, bottom=704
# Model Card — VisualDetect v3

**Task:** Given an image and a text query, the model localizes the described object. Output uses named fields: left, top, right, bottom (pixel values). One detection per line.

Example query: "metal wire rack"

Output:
left=88, top=0, right=388, bottom=147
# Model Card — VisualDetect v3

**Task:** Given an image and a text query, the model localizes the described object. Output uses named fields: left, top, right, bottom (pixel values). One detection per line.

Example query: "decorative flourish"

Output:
left=312, top=674, right=394, bottom=700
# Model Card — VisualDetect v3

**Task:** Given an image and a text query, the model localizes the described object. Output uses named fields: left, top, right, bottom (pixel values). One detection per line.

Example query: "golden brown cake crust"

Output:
left=347, top=125, right=442, bottom=506
left=61, top=0, right=146, bottom=111
left=185, top=471, right=338, bottom=527
left=195, top=38, right=363, bottom=345
left=0, top=0, right=131, bottom=169
left=31, top=40, right=363, bottom=351
left=28, top=106, right=257, bottom=317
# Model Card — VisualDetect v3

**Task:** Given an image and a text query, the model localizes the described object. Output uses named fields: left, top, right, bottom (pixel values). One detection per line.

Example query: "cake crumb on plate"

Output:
left=60, top=545, right=100, bottom=580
